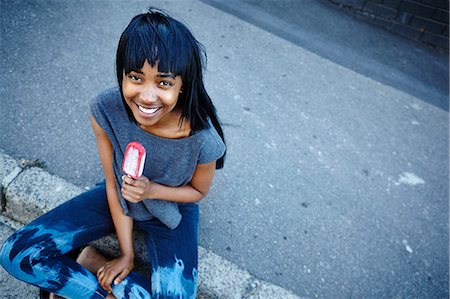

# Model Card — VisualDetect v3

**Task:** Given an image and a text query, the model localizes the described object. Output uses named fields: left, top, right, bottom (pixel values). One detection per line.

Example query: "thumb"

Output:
left=114, top=268, right=130, bottom=285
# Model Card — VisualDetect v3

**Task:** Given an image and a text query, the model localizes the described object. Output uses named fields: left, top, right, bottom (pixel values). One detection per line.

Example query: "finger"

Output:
left=121, top=182, right=138, bottom=193
left=121, top=188, right=140, bottom=203
left=100, top=270, right=115, bottom=292
left=122, top=184, right=146, bottom=199
left=98, top=264, right=114, bottom=290
left=97, top=267, right=105, bottom=280
left=104, top=271, right=118, bottom=292
left=114, top=268, right=130, bottom=285
left=98, top=268, right=108, bottom=290
left=122, top=185, right=144, bottom=197
left=122, top=175, right=137, bottom=186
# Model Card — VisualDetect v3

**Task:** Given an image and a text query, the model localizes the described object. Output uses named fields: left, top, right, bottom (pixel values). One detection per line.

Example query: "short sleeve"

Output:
left=197, top=125, right=226, bottom=165
left=89, top=89, right=114, bottom=132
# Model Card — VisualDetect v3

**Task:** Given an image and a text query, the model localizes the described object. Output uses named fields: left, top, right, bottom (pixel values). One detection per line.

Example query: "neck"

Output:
left=140, top=111, right=191, bottom=139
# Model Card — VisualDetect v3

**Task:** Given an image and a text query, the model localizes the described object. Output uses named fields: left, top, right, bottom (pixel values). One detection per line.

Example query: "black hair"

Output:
left=116, top=8, right=225, bottom=169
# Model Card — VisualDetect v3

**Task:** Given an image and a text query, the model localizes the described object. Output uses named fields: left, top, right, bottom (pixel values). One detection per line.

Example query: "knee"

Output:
left=151, top=257, right=198, bottom=299
left=0, top=237, right=8, bottom=268
left=0, top=226, right=47, bottom=277
left=0, top=231, right=21, bottom=274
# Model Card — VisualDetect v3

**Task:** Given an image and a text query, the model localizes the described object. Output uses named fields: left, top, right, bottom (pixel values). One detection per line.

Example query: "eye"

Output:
left=128, top=75, right=143, bottom=82
left=159, top=80, right=173, bottom=87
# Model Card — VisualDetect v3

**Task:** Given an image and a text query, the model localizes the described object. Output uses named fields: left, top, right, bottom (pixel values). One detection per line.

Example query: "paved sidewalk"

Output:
left=0, top=150, right=301, bottom=299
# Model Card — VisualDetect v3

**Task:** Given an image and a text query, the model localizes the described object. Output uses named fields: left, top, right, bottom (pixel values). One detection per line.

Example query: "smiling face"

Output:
left=122, top=60, right=183, bottom=133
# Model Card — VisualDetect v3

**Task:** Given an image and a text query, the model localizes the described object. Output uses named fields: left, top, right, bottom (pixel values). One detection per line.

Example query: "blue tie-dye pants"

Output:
left=0, top=182, right=199, bottom=298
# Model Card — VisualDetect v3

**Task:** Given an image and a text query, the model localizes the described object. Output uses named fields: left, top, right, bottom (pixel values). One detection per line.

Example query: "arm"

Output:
left=121, top=160, right=217, bottom=204
left=90, top=115, right=134, bottom=291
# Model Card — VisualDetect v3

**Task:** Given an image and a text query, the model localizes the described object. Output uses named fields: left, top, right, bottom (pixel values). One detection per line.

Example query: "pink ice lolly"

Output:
left=122, top=142, right=146, bottom=179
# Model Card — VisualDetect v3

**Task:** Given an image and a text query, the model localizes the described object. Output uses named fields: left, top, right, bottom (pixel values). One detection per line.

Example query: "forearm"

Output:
left=150, top=182, right=205, bottom=203
left=106, top=183, right=134, bottom=258
left=148, top=162, right=217, bottom=203
left=92, top=114, right=135, bottom=258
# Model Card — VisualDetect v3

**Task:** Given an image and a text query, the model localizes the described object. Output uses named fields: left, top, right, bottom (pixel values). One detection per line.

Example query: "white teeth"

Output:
left=138, top=105, right=159, bottom=114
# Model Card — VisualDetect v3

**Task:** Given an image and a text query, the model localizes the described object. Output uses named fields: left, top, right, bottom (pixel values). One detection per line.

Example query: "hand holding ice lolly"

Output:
left=122, top=142, right=146, bottom=179
left=121, top=142, right=180, bottom=229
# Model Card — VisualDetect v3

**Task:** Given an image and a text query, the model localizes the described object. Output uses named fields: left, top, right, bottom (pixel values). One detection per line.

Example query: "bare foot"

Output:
left=76, top=246, right=116, bottom=299
left=44, top=247, right=113, bottom=299
left=76, top=246, right=109, bottom=274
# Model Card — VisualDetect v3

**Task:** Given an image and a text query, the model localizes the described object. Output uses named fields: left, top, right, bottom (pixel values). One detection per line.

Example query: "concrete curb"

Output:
left=0, top=150, right=301, bottom=299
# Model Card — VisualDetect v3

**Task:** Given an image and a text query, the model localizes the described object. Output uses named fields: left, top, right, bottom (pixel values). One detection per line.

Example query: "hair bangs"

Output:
left=121, top=19, right=189, bottom=77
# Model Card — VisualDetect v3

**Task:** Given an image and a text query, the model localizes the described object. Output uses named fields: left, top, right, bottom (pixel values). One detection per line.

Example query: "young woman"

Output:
left=0, top=8, right=226, bottom=299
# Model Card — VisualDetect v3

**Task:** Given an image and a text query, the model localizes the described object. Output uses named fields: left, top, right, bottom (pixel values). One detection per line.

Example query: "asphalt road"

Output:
left=203, top=0, right=449, bottom=110
left=1, top=0, right=448, bottom=297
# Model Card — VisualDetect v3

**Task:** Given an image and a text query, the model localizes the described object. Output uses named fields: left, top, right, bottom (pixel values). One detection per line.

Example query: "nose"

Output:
left=140, top=85, right=158, bottom=102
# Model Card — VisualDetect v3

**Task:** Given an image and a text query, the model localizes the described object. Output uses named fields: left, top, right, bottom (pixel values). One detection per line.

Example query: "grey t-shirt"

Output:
left=90, top=87, right=225, bottom=229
